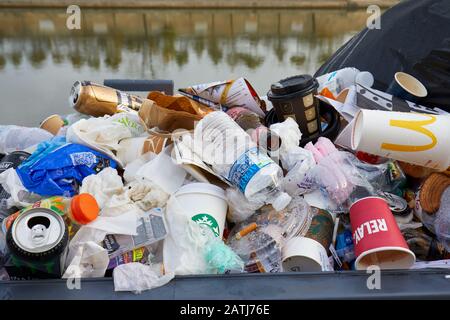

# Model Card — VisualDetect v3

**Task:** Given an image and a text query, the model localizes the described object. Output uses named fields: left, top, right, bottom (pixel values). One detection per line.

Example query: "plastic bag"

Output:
left=16, top=143, right=118, bottom=197
left=0, top=125, right=53, bottom=154
left=349, top=157, right=407, bottom=195
left=296, top=150, right=374, bottom=210
left=66, top=113, right=147, bottom=166
left=113, top=262, right=175, bottom=293
left=0, top=167, right=41, bottom=209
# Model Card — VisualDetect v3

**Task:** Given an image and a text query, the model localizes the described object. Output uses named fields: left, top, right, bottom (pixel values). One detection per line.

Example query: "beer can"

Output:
left=377, top=191, right=413, bottom=224
left=6, top=207, right=69, bottom=277
left=69, top=80, right=145, bottom=117
left=0, top=151, right=30, bottom=221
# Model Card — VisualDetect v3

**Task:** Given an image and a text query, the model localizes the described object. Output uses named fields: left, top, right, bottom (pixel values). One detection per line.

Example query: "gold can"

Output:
left=69, top=81, right=144, bottom=117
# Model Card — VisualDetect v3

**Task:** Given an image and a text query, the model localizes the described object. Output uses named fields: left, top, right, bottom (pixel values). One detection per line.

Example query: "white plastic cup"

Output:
left=282, top=236, right=331, bottom=272
left=173, top=182, right=228, bottom=238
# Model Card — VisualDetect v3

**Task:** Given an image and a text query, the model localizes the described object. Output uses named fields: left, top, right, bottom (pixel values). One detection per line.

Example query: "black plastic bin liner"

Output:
left=315, top=0, right=450, bottom=112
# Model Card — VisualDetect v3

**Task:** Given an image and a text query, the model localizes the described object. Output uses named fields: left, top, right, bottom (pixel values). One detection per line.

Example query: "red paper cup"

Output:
left=350, top=197, right=415, bottom=270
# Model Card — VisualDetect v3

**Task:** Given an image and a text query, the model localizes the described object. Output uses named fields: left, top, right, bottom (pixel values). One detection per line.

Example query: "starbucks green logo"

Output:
left=191, top=213, right=220, bottom=237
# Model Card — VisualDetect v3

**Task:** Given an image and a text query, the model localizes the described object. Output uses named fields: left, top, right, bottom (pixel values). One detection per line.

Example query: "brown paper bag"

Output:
left=139, top=93, right=211, bottom=131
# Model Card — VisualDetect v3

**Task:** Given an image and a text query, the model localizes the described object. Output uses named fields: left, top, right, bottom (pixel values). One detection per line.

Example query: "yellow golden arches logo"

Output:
left=381, top=114, right=437, bottom=152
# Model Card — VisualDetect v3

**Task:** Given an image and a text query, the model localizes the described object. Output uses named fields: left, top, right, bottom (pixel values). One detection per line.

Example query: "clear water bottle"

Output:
left=317, top=67, right=374, bottom=99
left=194, top=111, right=291, bottom=211
left=0, top=125, right=53, bottom=154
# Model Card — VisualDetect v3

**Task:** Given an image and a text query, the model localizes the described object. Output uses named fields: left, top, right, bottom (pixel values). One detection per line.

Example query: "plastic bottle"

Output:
left=194, top=111, right=291, bottom=211
left=0, top=125, right=53, bottom=154
left=2, top=194, right=100, bottom=238
left=226, top=107, right=271, bottom=145
left=316, top=67, right=374, bottom=99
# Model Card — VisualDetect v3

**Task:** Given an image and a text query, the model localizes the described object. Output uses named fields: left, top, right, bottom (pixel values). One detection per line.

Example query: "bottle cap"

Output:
left=355, top=71, right=374, bottom=88
left=272, top=192, right=292, bottom=211
left=70, top=193, right=100, bottom=224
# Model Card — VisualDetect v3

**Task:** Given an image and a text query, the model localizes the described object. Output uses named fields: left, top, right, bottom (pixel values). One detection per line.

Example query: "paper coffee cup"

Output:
left=304, top=208, right=334, bottom=253
left=282, top=236, right=331, bottom=272
left=350, top=197, right=415, bottom=270
left=40, top=114, right=65, bottom=136
left=352, top=109, right=450, bottom=170
left=387, top=72, right=427, bottom=103
left=173, top=183, right=228, bottom=238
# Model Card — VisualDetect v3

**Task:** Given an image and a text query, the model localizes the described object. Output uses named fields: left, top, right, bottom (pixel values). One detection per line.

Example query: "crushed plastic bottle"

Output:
left=317, top=67, right=374, bottom=99
left=194, top=111, right=291, bottom=211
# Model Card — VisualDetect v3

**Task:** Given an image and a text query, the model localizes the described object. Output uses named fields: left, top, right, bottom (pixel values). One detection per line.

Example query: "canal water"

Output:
left=0, top=8, right=370, bottom=126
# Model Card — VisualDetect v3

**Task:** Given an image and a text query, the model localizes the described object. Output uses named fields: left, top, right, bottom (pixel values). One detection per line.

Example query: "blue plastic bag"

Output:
left=16, top=142, right=117, bottom=196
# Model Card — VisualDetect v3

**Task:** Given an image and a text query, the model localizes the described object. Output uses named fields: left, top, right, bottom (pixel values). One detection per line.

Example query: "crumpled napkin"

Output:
left=80, top=167, right=124, bottom=209
left=113, top=262, right=175, bottom=293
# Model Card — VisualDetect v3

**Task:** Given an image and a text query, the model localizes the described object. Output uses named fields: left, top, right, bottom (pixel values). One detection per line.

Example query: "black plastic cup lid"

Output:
left=269, top=74, right=318, bottom=96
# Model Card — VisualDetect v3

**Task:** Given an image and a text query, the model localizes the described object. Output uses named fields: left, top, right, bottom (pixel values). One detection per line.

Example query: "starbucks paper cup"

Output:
left=350, top=197, right=415, bottom=270
left=352, top=109, right=450, bottom=170
left=282, top=236, right=331, bottom=272
left=40, top=114, right=64, bottom=136
left=173, top=183, right=227, bottom=238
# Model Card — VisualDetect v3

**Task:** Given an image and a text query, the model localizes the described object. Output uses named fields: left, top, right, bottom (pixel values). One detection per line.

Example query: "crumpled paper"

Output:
left=125, top=179, right=169, bottom=212
left=79, top=167, right=124, bottom=209
left=113, top=262, right=175, bottom=293
left=270, top=117, right=303, bottom=169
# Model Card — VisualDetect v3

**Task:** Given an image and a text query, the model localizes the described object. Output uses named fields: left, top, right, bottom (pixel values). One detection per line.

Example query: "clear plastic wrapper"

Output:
left=349, top=156, right=407, bottom=195
left=295, top=151, right=375, bottom=211
left=225, top=187, right=264, bottom=223
left=227, top=197, right=313, bottom=273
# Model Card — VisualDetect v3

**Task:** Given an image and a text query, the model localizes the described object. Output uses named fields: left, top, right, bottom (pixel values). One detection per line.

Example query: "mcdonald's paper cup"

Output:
left=352, top=109, right=450, bottom=170
left=282, top=236, right=332, bottom=272
left=173, top=183, right=228, bottom=238
left=40, top=114, right=65, bottom=135
left=350, top=197, right=415, bottom=270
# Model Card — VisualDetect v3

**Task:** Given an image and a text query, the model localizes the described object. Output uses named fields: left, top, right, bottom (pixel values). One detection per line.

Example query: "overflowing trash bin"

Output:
left=1, top=63, right=450, bottom=298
